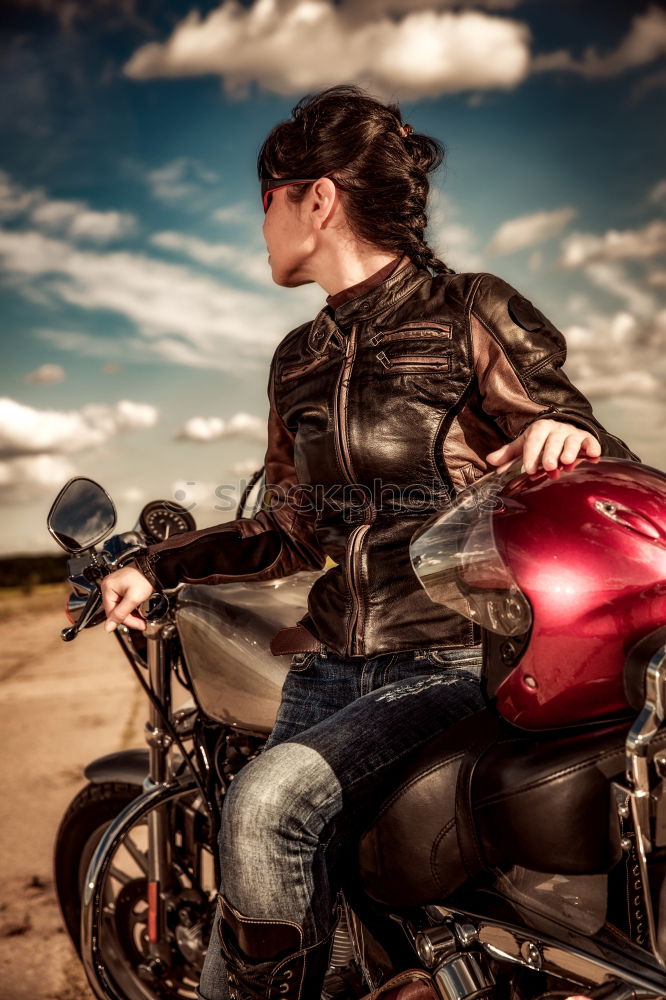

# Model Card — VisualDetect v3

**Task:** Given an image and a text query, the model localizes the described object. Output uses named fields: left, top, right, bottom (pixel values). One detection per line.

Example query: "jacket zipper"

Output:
left=346, top=521, right=371, bottom=653
left=370, top=323, right=452, bottom=345
left=376, top=351, right=451, bottom=371
left=280, top=353, right=331, bottom=383
left=332, top=323, right=372, bottom=656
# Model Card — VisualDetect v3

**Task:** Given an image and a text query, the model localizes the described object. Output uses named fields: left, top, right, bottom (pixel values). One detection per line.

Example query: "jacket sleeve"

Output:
left=468, top=273, right=640, bottom=461
left=140, top=354, right=328, bottom=589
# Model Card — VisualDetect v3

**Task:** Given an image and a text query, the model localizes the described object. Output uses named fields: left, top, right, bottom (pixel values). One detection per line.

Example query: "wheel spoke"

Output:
left=108, top=865, right=133, bottom=886
left=121, top=833, right=149, bottom=874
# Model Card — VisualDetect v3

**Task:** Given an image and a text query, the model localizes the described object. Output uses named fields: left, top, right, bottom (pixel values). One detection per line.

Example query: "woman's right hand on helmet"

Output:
left=100, top=566, right=155, bottom=632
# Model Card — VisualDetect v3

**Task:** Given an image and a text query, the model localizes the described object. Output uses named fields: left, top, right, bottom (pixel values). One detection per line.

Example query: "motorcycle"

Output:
left=48, top=459, right=666, bottom=1000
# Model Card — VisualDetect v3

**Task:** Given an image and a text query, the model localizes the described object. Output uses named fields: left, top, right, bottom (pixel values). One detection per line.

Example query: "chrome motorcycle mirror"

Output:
left=48, top=477, right=117, bottom=553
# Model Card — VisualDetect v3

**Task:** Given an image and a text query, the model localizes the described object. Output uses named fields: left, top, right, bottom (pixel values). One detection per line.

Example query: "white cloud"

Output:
left=24, top=363, right=66, bottom=384
left=0, top=170, right=42, bottom=220
left=170, top=478, right=230, bottom=515
left=29, top=199, right=82, bottom=228
left=38, top=327, right=133, bottom=360
left=569, top=368, right=661, bottom=399
left=114, top=399, right=159, bottom=429
left=0, top=226, right=323, bottom=371
left=558, top=220, right=666, bottom=267
left=437, top=221, right=484, bottom=272
left=213, top=203, right=253, bottom=225
left=0, top=397, right=158, bottom=459
left=533, top=5, right=666, bottom=79
left=69, top=208, right=137, bottom=242
left=428, top=189, right=484, bottom=272
left=487, top=206, right=576, bottom=256
left=583, top=261, right=656, bottom=318
left=647, top=268, right=666, bottom=288
left=176, top=411, right=266, bottom=443
left=231, top=457, right=263, bottom=476
left=176, top=416, right=226, bottom=442
left=557, top=220, right=666, bottom=319
left=0, top=398, right=109, bottom=457
left=649, top=178, right=666, bottom=204
left=342, top=0, right=521, bottom=15
left=123, top=1, right=532, bottom=100
left=563, top=309, right=666, bottom=398
left=0, top=453, right=76, bottom=504
left=561, top=306, right=666, bottom=467
left=150, top=230, right=272, bottom=286
left=146, top=158, right=220, bottom=203
left=118, top=486, right=146, bottom=504
left=0, top=172, right=136, bottom=243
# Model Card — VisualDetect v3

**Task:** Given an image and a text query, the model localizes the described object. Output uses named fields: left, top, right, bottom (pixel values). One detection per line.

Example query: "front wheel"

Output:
left=54, top=780, right=217, bottom=999
left=55, top=780, right=141, bottom=955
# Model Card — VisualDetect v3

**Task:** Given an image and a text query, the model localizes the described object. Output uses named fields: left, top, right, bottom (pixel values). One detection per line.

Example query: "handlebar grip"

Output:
left=139, top=592, right=170, bottom=623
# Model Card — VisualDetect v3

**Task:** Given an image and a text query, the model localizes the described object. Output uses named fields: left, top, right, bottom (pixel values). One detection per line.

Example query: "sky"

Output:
left=0, top=0, right=664, bottom=557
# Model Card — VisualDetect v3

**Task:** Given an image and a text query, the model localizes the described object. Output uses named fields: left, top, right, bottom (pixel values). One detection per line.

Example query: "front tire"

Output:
left=55, top=779, right=216, bottom=999
left=55, top=780, right=141, bottom=954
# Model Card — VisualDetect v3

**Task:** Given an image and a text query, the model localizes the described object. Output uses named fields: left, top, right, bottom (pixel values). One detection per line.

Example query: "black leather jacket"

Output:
left=143, top=259, right=638, bottom=659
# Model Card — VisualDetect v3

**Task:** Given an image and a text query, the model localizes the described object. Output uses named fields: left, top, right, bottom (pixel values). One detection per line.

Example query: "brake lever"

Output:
left=61, top=586, right=104, bottom=642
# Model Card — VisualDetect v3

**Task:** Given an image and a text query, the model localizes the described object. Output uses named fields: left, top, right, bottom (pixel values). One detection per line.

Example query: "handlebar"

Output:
left=60, top=542, right=170, bottom=641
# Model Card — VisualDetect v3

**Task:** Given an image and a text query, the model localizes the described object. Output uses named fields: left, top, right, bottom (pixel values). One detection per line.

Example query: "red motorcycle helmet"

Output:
left=410, top=456, right=666, bottom=730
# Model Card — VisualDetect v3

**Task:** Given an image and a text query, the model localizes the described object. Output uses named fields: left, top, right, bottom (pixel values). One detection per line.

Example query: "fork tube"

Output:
left=144, top=622, right=173, bottom=958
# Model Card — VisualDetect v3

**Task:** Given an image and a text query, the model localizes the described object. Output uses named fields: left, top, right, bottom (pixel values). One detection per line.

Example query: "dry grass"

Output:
left=0, top=583, right=70, bottom=622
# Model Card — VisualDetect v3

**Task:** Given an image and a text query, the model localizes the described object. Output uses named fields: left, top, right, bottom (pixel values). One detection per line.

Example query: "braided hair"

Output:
left=257, top=84, right=455, bottom=277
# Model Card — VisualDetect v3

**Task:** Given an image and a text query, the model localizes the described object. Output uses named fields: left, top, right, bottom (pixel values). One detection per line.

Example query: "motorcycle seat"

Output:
left=358, top=707, right=665, bottom=907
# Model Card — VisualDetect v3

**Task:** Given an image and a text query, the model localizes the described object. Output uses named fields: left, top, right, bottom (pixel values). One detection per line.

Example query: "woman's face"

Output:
left=262, top=186, right=314, bottom=288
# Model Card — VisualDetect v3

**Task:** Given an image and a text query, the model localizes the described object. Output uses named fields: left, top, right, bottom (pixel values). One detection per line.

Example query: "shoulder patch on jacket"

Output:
left=507, top=293, right=548, bottom=333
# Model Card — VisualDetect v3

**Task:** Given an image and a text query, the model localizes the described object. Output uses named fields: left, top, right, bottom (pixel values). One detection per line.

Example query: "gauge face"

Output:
left=139, top=501, right=196, bottom=542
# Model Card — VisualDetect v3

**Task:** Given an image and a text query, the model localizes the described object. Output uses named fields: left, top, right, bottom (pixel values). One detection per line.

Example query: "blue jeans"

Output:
left=197, top=643, right=484, bottom=1000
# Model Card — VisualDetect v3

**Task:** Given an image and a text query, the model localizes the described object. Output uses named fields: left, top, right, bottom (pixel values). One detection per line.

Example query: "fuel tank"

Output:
left=175, top=569, right=324, bottom=734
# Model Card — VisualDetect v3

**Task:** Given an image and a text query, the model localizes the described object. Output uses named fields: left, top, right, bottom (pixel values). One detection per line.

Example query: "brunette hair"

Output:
left=257, top=84, right=455, bottom=276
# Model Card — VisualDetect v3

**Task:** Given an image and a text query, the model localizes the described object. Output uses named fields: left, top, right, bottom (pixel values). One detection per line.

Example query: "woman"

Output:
left=101, top=85, right=638, bottom=999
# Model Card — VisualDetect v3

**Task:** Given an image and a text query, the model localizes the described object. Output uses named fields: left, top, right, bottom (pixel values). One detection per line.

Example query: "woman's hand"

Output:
left=486, top=418, right=602, bottom=475
left=100, top=566, right=155, bottom=632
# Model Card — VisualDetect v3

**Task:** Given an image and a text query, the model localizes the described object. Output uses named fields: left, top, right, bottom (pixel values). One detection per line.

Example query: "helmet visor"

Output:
left=409, top=459, right=532, bottom=636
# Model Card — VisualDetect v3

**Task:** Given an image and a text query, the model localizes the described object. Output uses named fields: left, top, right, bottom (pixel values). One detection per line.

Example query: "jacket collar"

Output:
left=307, top=257, right=430, bottom=355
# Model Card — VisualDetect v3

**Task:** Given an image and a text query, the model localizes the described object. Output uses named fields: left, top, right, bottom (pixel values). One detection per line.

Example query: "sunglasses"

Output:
left=261, top=177, right=348, bottom=214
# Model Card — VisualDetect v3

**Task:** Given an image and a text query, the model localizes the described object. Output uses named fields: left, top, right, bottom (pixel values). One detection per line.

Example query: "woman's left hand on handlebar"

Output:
left=486, top=418, right=602, bottom=475
left=100, top=566, right=155, bottom=632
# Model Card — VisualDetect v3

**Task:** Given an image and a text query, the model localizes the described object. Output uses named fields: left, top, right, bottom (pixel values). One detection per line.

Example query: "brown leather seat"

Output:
left=357, top=708, right=662, bottom=908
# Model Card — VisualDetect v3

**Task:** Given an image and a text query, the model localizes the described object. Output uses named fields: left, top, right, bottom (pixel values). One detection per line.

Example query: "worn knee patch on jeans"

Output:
left=217, top=742, right=343, bottom=934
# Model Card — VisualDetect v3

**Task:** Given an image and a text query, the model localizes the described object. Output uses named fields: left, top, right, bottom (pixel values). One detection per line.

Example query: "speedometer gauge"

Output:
left=139, top=501, right=196, bottom=542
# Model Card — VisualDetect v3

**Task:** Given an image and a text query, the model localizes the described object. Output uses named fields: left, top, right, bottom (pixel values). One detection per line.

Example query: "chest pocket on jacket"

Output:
left=370, top=322, right=453, bottom=373
left=279, top=351, right=334, bottom=383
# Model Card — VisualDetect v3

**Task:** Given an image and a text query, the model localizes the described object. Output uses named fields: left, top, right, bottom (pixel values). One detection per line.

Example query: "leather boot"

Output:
left=216, top=894, right=337, bottom=1000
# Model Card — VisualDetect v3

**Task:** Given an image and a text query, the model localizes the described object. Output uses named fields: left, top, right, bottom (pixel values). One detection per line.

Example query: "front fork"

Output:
left=143, top=618, right=176, bottom=969
left=81, top=613, right=195, bottom=1000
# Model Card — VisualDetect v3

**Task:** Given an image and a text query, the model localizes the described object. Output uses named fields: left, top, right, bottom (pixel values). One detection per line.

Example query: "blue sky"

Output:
left=1, top=0, right=664, bottom=556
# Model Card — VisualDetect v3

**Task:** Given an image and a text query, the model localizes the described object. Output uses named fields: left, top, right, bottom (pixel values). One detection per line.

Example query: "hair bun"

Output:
left=257, top=85, right=455, bottom=277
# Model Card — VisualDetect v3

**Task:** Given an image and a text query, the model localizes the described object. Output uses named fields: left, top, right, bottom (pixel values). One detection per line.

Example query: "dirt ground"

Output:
left=0, top=589, right=147, bottom=1000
